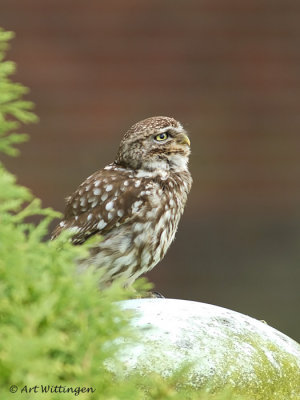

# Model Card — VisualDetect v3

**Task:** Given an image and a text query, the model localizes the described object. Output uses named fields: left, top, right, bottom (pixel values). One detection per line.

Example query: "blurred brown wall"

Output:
left=1, top=0, right=300, bottom=340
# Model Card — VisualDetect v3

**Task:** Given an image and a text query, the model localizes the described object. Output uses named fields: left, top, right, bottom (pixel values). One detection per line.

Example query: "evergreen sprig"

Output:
left=0, top=28, right=38, bottom=157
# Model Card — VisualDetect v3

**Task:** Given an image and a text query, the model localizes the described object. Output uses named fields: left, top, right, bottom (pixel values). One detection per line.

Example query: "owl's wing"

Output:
left=51, top=165, right=149, bottom=244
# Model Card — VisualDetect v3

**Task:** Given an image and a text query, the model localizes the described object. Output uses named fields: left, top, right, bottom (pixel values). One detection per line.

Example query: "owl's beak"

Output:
left=176, top=133, right=191, bottom=147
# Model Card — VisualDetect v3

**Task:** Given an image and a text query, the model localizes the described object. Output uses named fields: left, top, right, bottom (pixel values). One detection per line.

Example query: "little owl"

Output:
left=52, top=116, right=192, bottom=286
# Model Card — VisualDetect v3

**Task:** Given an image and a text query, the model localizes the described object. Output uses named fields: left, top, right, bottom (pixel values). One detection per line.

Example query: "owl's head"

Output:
left=115, top=116, right=191, bottom=172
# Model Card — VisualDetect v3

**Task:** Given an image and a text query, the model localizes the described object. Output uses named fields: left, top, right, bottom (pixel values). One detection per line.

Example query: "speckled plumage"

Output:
left=52, top=116, right=192, bottom=286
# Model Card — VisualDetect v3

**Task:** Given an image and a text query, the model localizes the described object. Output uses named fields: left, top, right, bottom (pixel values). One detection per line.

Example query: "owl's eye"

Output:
left=154, top=132, right=169, bottom=142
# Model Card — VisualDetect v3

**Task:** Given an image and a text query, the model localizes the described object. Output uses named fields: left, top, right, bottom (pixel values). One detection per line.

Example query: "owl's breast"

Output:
left=86, top=170, right=191, bottom=284
left=134, top=180, right=186, bottom=269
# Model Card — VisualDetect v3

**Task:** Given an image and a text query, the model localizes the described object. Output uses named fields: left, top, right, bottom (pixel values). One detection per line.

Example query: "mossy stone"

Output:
left=119, top=299, right=300, bottom=400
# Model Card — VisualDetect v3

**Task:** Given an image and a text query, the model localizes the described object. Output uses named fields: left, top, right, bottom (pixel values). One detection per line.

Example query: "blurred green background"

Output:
left=1, top=1, right=299, bottom=341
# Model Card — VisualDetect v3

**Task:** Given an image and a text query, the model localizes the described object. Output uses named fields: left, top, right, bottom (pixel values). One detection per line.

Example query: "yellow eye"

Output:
left=155, top=132, right=169, bottom=141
